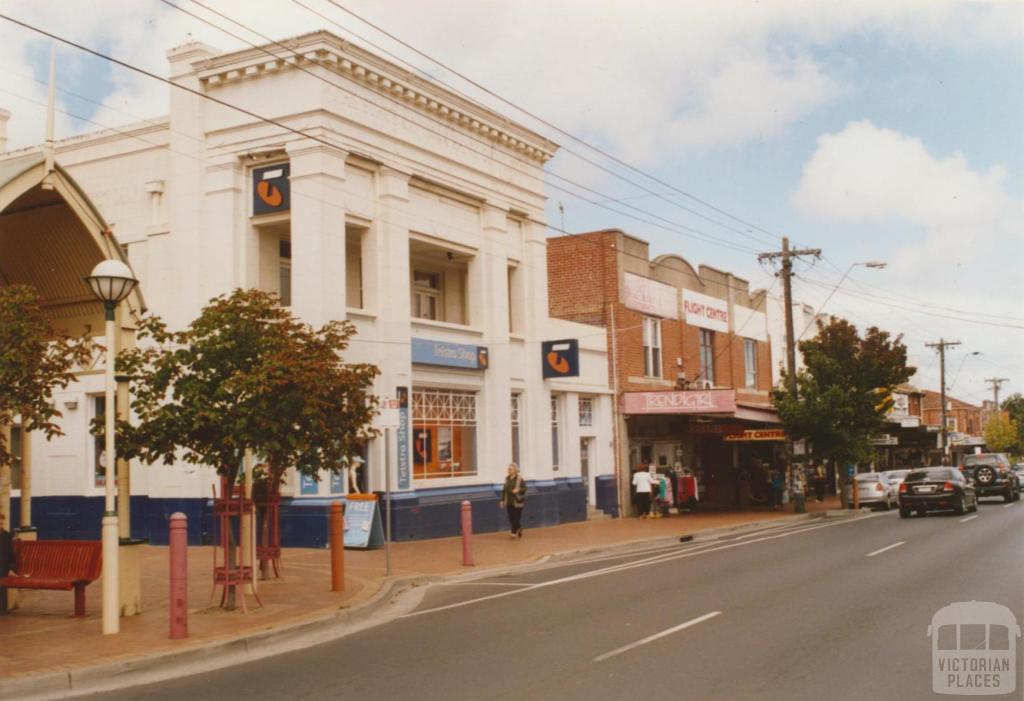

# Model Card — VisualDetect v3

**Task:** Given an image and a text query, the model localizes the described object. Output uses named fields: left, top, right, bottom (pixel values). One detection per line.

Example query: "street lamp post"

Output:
left=85, top=259, right=138, bottom=635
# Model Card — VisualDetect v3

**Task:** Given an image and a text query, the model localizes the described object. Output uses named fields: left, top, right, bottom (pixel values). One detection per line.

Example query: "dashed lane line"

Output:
left=959, top=515, right=979, bottom=523
left=593, top=611, right=722, bottom=662
left=866, top=541, right=905, bottom=557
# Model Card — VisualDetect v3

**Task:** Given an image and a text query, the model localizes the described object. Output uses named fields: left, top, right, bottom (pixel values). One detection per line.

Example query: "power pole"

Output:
left=925, top=339, right=961, bottom=459
left=984, top=377, right=1009, bottom=409
left=758, top=237, right=821, bottom=511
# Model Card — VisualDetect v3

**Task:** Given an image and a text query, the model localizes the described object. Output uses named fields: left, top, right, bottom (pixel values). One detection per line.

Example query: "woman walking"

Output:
left=501, top=463, right=527, bottom=538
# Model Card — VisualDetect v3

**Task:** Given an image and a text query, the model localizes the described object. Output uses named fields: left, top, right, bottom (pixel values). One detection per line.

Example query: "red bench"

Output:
left=0, top=540, right=102, bottom=617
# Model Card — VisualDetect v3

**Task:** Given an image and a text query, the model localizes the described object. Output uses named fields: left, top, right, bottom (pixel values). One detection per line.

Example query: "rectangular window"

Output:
left=412, top=389, right=477, bottom=478
left=699, top=329, right=715, bottom=384
left=510, top=393, right=521, bottom=467
left=642, top=317, right=661, bottom=378
left=744, top=339, right=757, bottom=388
left=93, top=395, right=106, bottom=487
left=578, top=397, right=594, bottom=427
left=412, top=270, right=442, bottom=321
left=551, top=395, right=560, bottom=471
left=279, top=240, right=292, bottom=307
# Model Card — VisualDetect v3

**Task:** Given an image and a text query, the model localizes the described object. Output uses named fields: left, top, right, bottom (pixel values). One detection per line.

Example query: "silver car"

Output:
left=882, top=469, right=912, bottom=491
left=855, top=472, right=897, bottom=510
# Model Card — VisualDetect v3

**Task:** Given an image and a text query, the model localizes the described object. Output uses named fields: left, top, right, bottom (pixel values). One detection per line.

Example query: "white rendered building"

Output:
left=1, top=32, right=614, bottom=544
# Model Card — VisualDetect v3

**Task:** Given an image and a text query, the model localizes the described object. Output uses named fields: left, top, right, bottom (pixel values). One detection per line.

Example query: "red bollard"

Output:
left=330, top=501, right=345, bottom=592
left=169, top=512, right=188, bottom=640
left=460, top=500, right=474, bottom=566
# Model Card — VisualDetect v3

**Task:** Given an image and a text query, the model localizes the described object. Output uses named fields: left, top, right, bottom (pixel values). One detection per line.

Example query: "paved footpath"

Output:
left=0, top=498, right=839, bottom=699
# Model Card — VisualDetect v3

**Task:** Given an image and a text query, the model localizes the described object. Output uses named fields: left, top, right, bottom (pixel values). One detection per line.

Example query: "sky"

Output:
left=1, top=0, right=1021, bottom=408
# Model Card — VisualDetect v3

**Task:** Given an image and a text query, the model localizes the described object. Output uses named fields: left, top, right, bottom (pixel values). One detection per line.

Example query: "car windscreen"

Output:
left=905, top=469, right=954, bottom=482
left=964, top=455, right=998, bottom=466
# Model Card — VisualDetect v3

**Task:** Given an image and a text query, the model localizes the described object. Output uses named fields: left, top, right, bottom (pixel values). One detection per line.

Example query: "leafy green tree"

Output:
left=0, top=285, right=92, bottom=525
left=109, top=289, right=379, bottom=607
left=999, top=393, right=1024, bottom=455
left=772, top=317, right=914, bottom=506
left=983, top=412, right=1019, bottom=454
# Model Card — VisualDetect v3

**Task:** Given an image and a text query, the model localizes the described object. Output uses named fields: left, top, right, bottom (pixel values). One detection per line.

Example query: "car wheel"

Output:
left=899, top=507, right=911, bottom=519
left=954, top=494, right=966, bottom=515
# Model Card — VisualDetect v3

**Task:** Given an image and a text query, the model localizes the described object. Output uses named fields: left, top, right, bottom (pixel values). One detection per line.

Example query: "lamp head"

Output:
left=863, top=261, right=887, bottom=269
left=85, top=259, right=138, bottom=304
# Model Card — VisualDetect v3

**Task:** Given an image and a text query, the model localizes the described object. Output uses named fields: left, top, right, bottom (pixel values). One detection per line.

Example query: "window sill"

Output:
left=627, top=376, right=674, bottom=388
left=411, top=318, right=484, bottom=336
left=347, top=308, right=376, bottom=321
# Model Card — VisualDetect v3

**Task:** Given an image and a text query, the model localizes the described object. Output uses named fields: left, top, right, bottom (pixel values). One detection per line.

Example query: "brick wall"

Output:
left=547, top=231, right=775, bottom=399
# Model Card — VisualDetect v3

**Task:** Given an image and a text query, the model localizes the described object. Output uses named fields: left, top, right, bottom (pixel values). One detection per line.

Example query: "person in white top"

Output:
left=632, top=466, right=656, bottom=518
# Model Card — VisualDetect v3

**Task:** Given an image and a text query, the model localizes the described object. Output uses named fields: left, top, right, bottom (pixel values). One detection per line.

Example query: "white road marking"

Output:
left=959, top=515, right=979, bottom=523
left=593, top=611, right=722, bottom=662
left=436, top=582, right=532, bottom=587
left=1004, top=503, right=1017, bottom=509
left=403, top=516, right=871, bottom=618
left=866, top=541, right=905, bottom=557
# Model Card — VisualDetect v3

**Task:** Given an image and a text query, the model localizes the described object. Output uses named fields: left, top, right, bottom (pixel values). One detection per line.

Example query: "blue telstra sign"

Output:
left=411, top=338, right=489, bottom=370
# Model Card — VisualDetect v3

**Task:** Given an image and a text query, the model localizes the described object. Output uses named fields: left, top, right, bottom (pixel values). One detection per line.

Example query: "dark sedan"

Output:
left=898, top=467, right=977, bottom=518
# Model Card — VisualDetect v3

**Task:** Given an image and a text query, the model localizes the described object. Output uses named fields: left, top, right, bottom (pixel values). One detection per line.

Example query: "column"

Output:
left=166, top=41, right=219, bottom=329
left=202, top=156, right=244, bottom=297
left=366, top=166, right=412, bottom=491
left=477, top=203, right=512, bottom=477
left=286, top=140, right=348, bottom=328
left=520, top=216, right=554, bottom=480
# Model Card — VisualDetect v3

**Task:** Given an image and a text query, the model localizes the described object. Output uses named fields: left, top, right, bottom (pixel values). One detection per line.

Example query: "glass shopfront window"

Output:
left=412, top=388, right=477, bottom=479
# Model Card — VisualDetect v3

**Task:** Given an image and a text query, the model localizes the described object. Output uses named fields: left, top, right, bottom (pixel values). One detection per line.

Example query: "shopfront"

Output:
left=621, top=389, right=786, bottom=510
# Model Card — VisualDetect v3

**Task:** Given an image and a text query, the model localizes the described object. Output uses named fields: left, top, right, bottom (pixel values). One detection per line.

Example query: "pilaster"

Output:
left=285, top=140, right=348, bottom=327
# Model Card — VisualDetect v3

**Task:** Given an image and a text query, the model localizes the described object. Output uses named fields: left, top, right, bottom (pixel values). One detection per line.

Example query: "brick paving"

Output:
left=0, top=497, right=841, bottom=682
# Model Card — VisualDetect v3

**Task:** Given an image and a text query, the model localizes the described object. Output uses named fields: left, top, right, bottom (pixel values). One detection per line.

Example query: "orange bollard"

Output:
left=169, top=512, right=188, bottom=639
left=330, top=501, right=345, bottom=591
left=461, top=500, right=474, bottom=566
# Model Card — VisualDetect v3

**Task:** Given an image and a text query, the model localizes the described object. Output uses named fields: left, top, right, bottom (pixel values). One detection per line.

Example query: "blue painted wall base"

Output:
left=9, top=477, right=595, bottom=547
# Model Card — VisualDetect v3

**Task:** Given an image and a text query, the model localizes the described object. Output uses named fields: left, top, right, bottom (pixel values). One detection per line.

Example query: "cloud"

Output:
left=791, top=119, right=1023, bottom=401
left=1, top=0, right=1019, bottom=161
left=793, top=120, right=1013, bottom=230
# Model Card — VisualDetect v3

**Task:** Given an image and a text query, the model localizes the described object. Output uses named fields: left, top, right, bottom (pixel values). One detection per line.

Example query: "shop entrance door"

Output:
left=580, top=438, right=592, bottom=504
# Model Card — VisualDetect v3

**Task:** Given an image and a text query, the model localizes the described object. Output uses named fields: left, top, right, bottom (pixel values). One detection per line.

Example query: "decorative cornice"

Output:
left=194, top=31, right=557, bottom=166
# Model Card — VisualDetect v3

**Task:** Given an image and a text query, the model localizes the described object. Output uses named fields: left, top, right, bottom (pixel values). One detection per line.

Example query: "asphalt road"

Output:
left=86, top=499, right=1024, bottom=701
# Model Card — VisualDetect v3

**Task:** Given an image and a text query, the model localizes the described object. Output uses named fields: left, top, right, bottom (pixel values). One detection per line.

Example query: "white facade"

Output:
left=2, top=32, right=614, bottom=524
left=759, top=291, right=818, bottom=388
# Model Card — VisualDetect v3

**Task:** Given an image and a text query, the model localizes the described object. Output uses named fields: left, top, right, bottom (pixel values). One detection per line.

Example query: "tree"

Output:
left=983, top=413, right=1019, bottom=454
left=111, top=289, right=379, bottom=607
left=772, top=317, right=914, bottom=506
left=999, top=393, right=1024, bottom=455
left=0, top=285, right=92, bottom=526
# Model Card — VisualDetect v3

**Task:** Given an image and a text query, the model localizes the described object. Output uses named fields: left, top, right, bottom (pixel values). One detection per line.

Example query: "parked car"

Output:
left=882, top=469, right=912, bottom=491
left=855, top=472, right=897, bottom=510
left=1012, top=464, right=1024, bottom=493
left=960, top=453, right=1020, bottom=503
left=898, top=467, right=978, bottom=517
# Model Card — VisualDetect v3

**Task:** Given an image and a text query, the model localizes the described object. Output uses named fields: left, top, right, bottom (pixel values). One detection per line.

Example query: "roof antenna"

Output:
left=42, top=44, right=56, bottom=189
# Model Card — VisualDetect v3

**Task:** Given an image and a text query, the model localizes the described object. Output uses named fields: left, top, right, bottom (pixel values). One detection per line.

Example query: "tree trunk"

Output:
left=0, top=424, right=10, bottom=529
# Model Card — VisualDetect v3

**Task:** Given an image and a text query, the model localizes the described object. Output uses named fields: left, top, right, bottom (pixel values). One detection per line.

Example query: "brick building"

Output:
left=920, top=389, right=989, bottom=460
left=548, top=229, right=785, bottom=514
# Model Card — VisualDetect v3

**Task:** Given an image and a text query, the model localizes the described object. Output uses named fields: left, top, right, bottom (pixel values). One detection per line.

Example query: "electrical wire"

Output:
left=300, top=0, right=784, bottom=247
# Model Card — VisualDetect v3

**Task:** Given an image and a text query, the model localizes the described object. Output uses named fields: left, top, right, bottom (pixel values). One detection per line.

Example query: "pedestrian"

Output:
left=0, top=512, right=14, bottom=614
left=632, top=465, right=656, bottom=518
left=770, top=469, right=785, bottom=510
left=500, top=463, right=527, bottom=538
